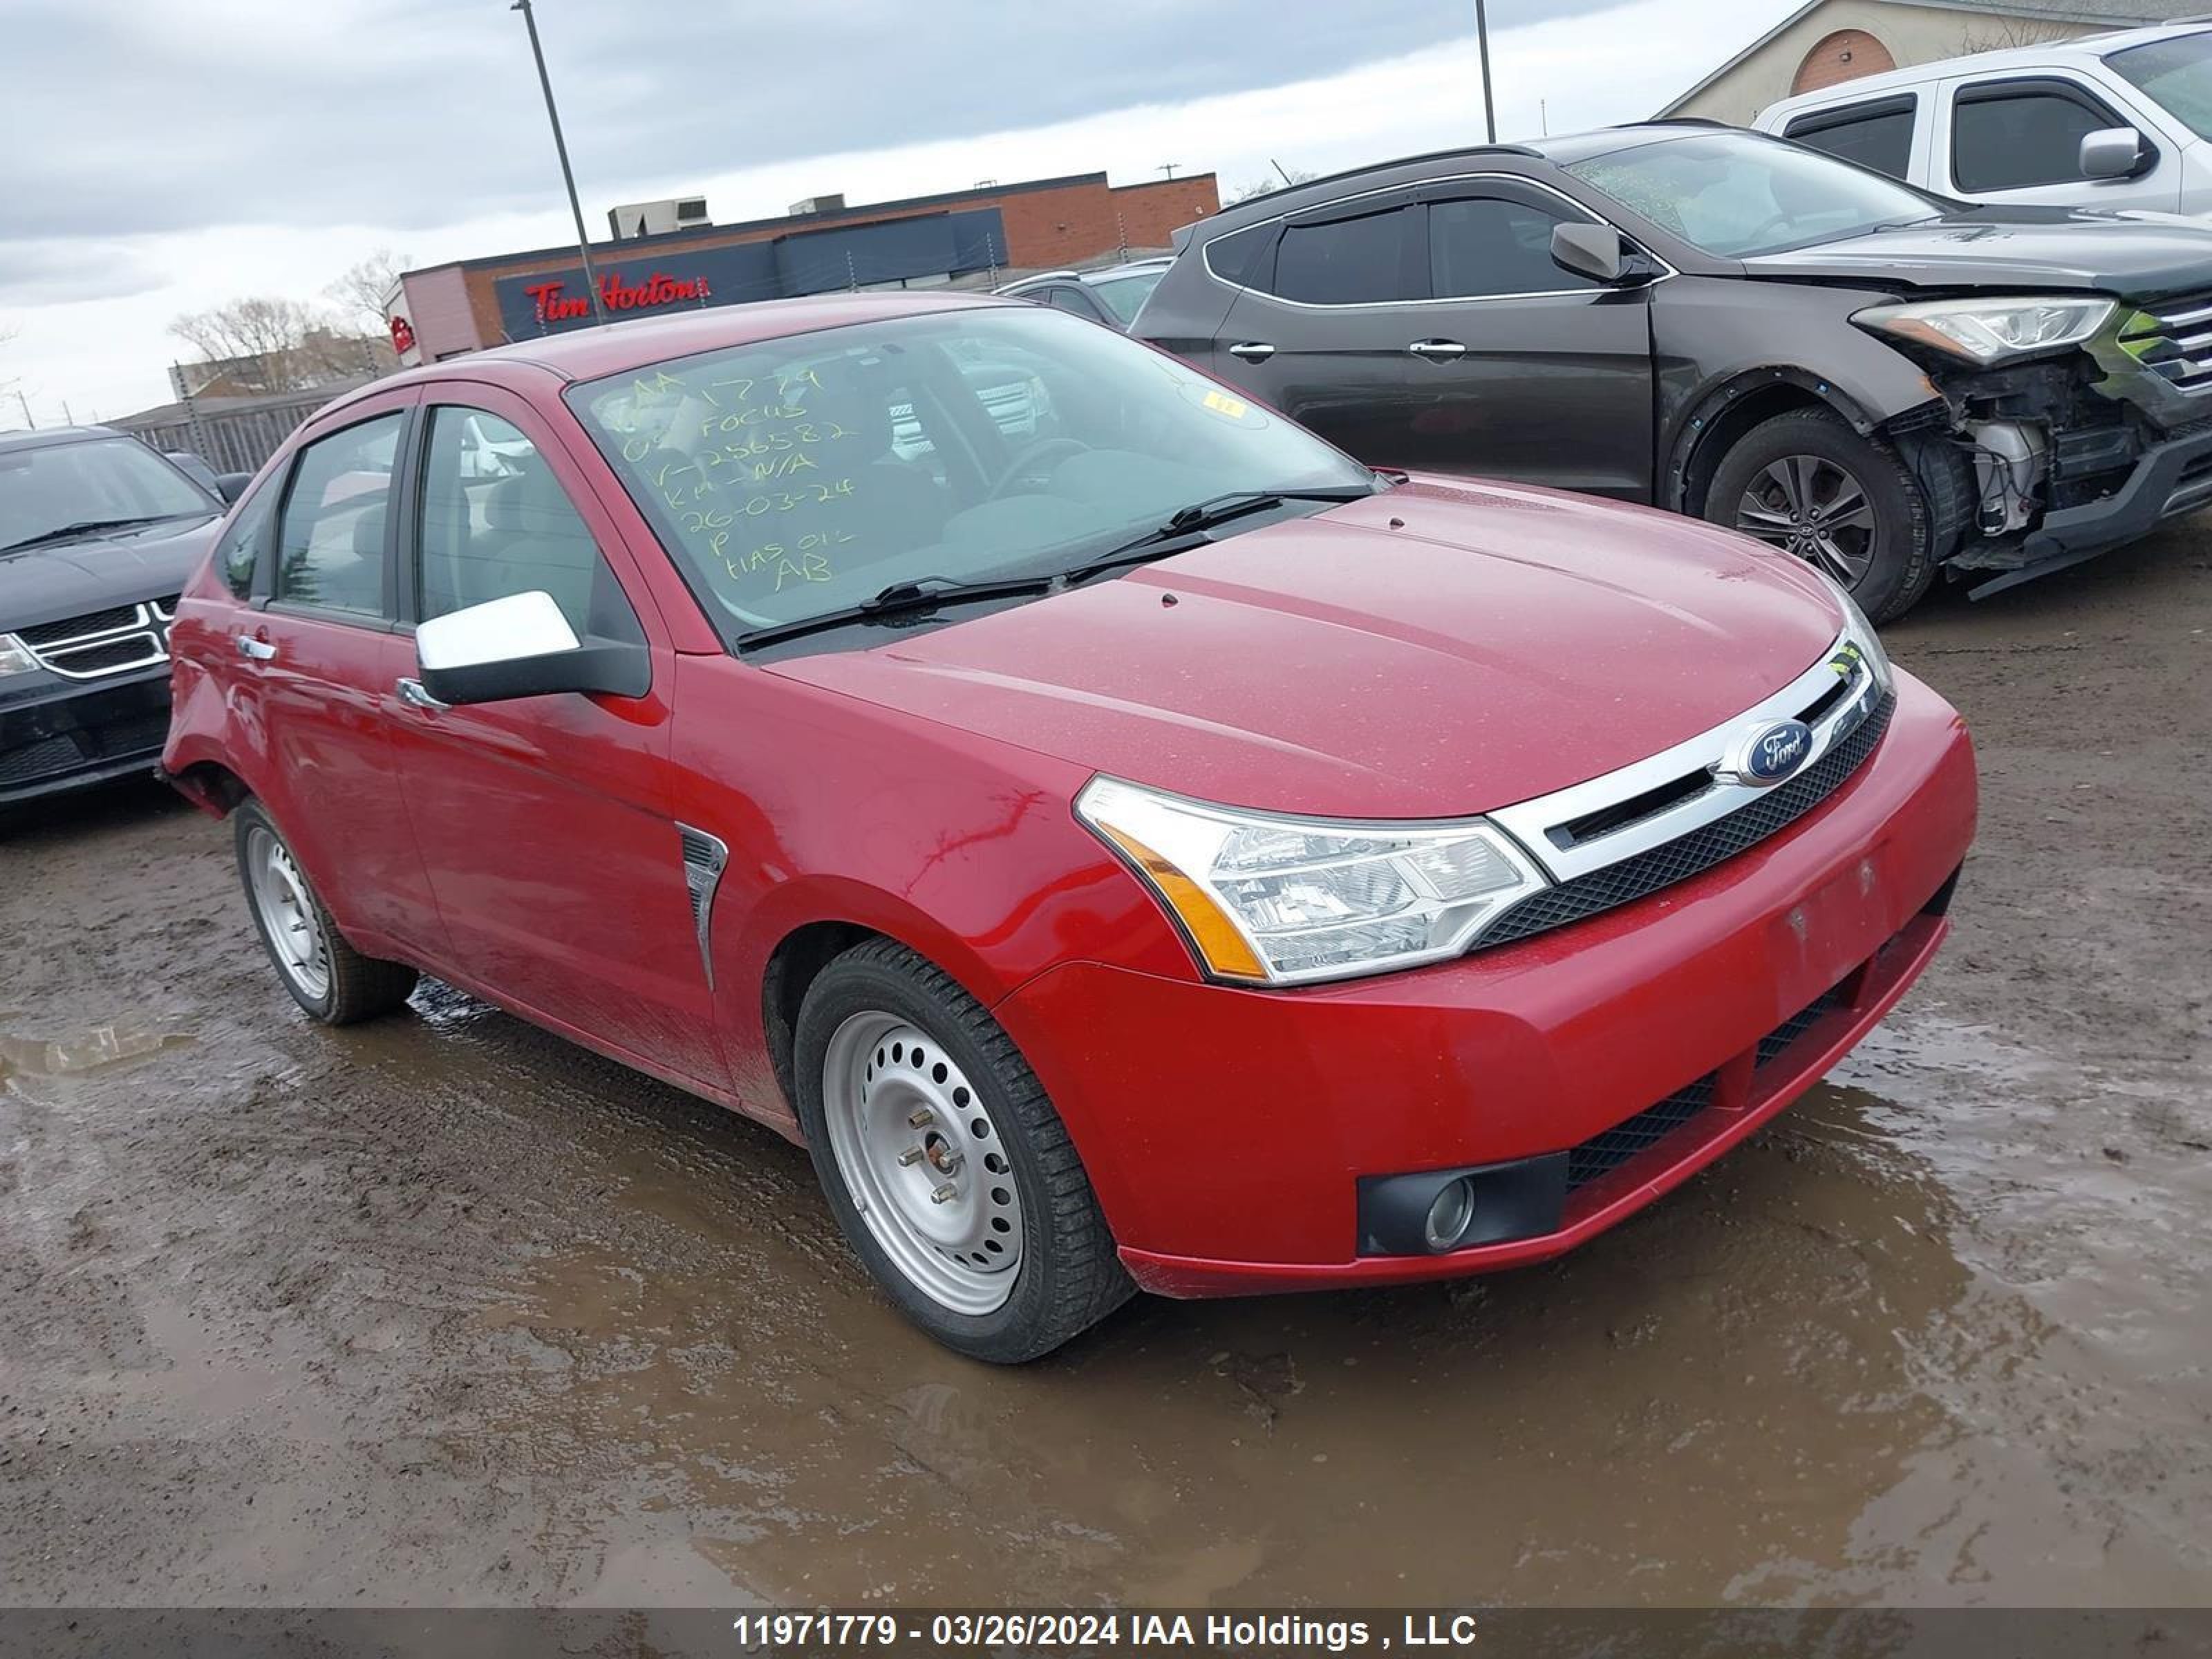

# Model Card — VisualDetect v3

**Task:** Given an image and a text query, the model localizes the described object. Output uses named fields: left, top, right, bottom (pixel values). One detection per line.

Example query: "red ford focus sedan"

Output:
left=162, top=294, right=1976, bottom=1360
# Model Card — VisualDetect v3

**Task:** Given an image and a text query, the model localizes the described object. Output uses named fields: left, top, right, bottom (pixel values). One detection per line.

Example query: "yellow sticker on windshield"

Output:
left=1201, top=390, right=1249, bottom=420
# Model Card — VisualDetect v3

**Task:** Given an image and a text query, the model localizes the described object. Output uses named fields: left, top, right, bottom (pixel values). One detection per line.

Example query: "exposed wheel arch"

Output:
left=762, top=920, right=880, bottom=1117
left=1665, top=368, right=1893, bottom=518
left=166, top=760, right=251, bottom=818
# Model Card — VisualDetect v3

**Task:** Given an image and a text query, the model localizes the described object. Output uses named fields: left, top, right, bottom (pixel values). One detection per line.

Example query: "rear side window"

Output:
left=1427, top=196, right=1600, bottom=297
left=1203, top=222, right=1279, bottom=289
left=1785, top=97, right=1917, bottom=180
left=1042, top=285, right=1108, bottom=322
left=415, top=406, right=641, bottom=642
left=1272, top=206, right=1415, bottom=304
left=274, top=413, right=402, bottom=617
left=1953, top=83, right=2121, bottom=191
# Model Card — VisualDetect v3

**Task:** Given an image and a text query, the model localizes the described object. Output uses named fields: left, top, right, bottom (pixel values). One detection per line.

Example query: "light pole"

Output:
left=1475, top=0, right=1497, bottom=143
left=511, top=0, right=607, bottom=327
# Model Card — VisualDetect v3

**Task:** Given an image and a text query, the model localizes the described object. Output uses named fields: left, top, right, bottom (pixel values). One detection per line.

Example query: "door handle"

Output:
left=396, top=677, right=449, bottom=712
left=1407, top=339, right=1469, bottom=360
left=234, top=635, right=277, bottom=661
left=1227, top=341, right=1275, bottom=362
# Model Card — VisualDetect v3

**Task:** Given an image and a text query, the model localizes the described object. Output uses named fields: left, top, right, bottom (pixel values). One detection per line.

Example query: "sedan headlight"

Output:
left=1076, top=778, right=1548, bottom=986
left=1827, top=583, right=1894, bottom=696
left=0, top=634, right=41, bottom=678
left=1853, top=295, right=2115, bottom=365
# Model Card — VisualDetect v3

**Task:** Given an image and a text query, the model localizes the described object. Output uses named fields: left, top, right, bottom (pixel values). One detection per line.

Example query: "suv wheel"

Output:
left=792, top=937, right=1132, bottom=1362
left=1706, top=410, right=1934, bottom=623
left=234, top=800, right=418, bottom=1024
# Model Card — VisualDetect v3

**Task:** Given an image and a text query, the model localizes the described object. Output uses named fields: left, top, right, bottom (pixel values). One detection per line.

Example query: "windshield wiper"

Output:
left=1059, top=484, right=1380, bottom=582
left=734, top=572, right=1056, bottom=651
left=1, top=514, right=192, bottom=554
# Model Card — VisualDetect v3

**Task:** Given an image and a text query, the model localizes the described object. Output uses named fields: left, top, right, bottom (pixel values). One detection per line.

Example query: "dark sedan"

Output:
left=1, top=426, right=230, bottom=808
left=1137, top=122, right=2212, bottom=619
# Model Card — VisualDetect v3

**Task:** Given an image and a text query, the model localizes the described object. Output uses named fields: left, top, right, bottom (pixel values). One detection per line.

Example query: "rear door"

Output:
left=1210, top=188, right=1429, bottom=463
left=232, top=393, right=440, bottom=957
left=1390, top=178, right=1656, bottom=498
left=1780, top=92, right=1928, bottom=185
left=382, top=384, right=725, bottom=1087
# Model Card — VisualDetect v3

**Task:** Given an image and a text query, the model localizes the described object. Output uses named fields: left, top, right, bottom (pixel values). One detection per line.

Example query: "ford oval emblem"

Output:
left=1727, top=719, right=1815, bottom=787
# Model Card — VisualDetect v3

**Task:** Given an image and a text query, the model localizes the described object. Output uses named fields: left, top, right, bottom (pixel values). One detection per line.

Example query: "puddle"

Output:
left=0, top=1020, right=195, bottom=1080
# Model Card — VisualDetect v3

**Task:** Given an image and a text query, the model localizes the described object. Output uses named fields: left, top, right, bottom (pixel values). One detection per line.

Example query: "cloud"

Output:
left=0, top=0, right=1622, bottom=242
left=0, top=241, right=166, bottom=306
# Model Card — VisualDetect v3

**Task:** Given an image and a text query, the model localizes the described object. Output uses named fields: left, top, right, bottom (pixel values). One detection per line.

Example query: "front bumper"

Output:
left=995, top=670, right=1976, bottom=1295
left=0, top=666, right=173, bottom=806
left=1976, top=418, right=2212, bottom=599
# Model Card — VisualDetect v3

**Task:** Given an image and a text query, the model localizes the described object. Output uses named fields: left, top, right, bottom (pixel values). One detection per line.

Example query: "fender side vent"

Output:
left=676, top=823, right=730, bottom=987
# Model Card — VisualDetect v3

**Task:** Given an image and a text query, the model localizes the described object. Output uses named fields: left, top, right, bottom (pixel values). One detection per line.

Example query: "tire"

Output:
left=1705, top=409, right=1936, bottom=624
left=233, top=799, right=417, bottom=1024
left=792, top=937, right=1132, bottom=1362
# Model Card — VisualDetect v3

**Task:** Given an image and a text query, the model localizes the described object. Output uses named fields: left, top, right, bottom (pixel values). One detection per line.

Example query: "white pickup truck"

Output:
left=1755, top=21, right=2212, bottom=217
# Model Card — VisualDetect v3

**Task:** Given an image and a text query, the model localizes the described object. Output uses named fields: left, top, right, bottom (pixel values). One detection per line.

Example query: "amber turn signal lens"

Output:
left=1091, top=823, right=1268, bottom=982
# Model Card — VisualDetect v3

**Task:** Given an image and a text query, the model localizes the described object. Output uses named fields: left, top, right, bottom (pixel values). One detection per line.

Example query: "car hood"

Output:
left=769, top=480, right=1847, bottom=818
left=1741, top=207, right=2212, bottom=297
left=1, top=514, right=222, bottom=632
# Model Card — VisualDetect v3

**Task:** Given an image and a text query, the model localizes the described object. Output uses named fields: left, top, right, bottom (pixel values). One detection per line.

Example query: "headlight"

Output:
left=0, top=635, right=41, bottom=678
left=1853, top=295, right=2115, bottom=365
left=1076, top=778, right=1548, bottom=986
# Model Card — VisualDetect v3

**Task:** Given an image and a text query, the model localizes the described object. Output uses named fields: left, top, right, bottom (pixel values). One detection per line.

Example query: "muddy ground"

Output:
left=2, top=528, right=2208, bottom=1611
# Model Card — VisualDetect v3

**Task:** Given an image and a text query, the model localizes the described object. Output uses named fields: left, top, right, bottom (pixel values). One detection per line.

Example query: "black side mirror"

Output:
left=1551, top=222, right=1633, bottom=285
left=214, top=472, right=254, bottom=503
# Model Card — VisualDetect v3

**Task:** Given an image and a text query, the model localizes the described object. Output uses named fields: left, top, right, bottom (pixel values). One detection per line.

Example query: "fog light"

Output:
left=1423, top=1178, right=1476, bottom=1252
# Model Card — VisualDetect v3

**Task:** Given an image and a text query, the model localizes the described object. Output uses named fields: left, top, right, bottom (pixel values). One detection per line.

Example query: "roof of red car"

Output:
left=426, top=290, right=1018, bottom=386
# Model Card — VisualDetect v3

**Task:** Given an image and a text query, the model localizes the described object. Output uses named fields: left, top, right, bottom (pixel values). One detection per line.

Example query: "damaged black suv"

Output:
left=1136, top=122, right=2212, bottom=619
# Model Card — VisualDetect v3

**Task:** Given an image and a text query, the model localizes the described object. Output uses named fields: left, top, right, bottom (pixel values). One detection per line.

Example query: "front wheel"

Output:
left=1705, top=410, right=1934, bottom=623
left=792, top=937, right=1132, bottom=1362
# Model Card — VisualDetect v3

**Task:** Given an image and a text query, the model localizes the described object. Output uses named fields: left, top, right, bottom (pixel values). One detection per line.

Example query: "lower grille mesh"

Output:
left=1482, top=692, right=1895, bottom=949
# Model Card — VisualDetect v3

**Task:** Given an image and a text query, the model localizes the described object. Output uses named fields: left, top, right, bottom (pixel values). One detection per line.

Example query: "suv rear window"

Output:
left=1784, top=96, right=1917, bottom=180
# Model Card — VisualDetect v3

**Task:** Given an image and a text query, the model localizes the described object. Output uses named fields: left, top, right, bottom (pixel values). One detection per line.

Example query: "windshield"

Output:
left=0, top=437, right=216, bottom=551
left=568, top=306, right=1372, bottom=635
left=1089, top=268, right=1166, bottom=324
left=2108, top=31, right=2212, bottom=139
left=1566, top=130, right=1940, bottom=258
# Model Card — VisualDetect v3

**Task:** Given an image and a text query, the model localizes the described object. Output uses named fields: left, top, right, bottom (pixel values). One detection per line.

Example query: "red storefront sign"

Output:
left=525, top=270, right=713, bottom=324
left=388, top=314, right=416, bottom=354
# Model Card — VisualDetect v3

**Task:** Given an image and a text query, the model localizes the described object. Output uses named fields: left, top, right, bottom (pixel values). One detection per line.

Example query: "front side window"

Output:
left=1427, top=196, right=1600, bottom=297
left=1568, top=130, right=1939, bottom=257
left=274, top=413, right=402, bottom=617
left=2108, top=31, right=2212, bottom=139
left=0, top=437, right=217, bottom=554
left=1272, top=207, right=1415, bottom=304
left=1089, top=269, right=1165, bottom=324
left=1785, top=99, right=1917, bottom=180
left=1953, top=84, right=2120, bottom=192
left=415, top=406, right=640, bottom=642
left=568, top=306, right=1374, bottom=638
left=1042, top=285, right=1107, bottom=322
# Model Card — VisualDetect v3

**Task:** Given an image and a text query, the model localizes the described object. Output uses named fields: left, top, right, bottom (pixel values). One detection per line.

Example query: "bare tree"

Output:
left=168, top=297, right=351, bottom=393
left=1228, top=168, right=1315, bottom=205
left=1956, top=17, right=2081, bottom=55
left=325, top=248, right=411, bottom=330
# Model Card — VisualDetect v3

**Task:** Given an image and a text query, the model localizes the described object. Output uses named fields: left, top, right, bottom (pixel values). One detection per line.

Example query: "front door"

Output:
left=382, top=386, right=724, bottom=1088
left=1389, top=180, right=1656, bottom=498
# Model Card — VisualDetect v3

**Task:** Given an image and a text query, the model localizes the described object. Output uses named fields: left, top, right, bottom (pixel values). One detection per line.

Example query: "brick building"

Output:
left=384, top=169, right=1219, bottom=365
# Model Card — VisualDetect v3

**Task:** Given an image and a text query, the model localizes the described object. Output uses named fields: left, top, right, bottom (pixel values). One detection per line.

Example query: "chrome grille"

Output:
left=2126, top=291, right=2212, bottom=393
left=14, top=594, right=179, bottom=681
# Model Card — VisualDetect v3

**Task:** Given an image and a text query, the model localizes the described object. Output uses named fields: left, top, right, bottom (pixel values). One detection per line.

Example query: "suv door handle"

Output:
left=234, top=635, right=277, bottom=661
left=1407, top=339, right=1468, bottom=360
left=395, top=677, right=449, bottom=712
left=1227, top=341, right=1275, bottom=362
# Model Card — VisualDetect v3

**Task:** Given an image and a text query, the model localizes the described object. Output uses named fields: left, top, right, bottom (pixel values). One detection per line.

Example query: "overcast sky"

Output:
left=0, top=0, right=1792, bottom=423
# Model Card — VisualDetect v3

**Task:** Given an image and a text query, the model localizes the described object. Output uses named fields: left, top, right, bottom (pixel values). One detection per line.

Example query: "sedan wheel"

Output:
left=821, top=1011, right=1023, bottom=1315
left=1733, top=453, right=1877, bottom=586
left=245, top=821, right=330, bottom=1002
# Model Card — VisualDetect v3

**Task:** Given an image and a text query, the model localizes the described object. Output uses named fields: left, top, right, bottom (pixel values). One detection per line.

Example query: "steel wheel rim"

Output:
left=246, top=825, right=330, bottom=1001
left=821, top=1011, right=1022, bottom=1315
left=1734, top=453, right=1877, bottom=586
